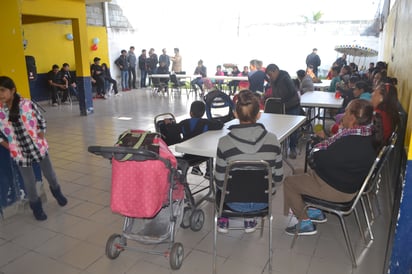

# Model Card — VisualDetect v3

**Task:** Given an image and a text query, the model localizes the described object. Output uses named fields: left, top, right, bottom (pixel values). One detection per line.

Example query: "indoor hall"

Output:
left=0, top=89, right=393, bottom=274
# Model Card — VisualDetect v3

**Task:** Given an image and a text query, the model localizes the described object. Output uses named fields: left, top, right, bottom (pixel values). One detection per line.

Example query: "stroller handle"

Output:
left=88, top=145, right=159, bottom=161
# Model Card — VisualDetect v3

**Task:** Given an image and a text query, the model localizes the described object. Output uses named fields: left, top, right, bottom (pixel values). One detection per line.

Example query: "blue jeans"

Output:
left=121, top=70, right=129, bottom=89
left=140, top=69, right=147, bottom=87
left=226, top=202, right=267, bottom=212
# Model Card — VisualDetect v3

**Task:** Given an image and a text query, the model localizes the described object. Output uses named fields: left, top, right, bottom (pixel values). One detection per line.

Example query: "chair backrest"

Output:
left=152, top=76, right=161, bottom=86
left=349, top=145, right=388, bottom=212
left=264, top=97, right=285, bottom=114
left=218, top=160, right=273, bottom=215
left=153, top=113, right=182, bottom=146
left=204, top=89, right=235, bottom=122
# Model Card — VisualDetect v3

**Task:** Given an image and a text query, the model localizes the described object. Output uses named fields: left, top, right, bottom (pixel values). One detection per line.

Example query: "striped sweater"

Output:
left=214, top=123, right=283, bottom=188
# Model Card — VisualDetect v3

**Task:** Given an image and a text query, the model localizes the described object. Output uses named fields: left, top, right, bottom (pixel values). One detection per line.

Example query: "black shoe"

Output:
left=50, top=186, right=68, bottom=206
left=29, top=198, right=47, bottom=221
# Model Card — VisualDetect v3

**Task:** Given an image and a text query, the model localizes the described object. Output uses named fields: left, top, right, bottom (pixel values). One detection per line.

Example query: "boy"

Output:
left=179, top=101, right=223, bottom=177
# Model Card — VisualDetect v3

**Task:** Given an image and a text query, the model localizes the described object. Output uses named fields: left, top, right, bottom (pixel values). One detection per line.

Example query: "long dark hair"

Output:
left=375, top=79, right=400, bottom=131
left=0, top=76, right=21, bottom=122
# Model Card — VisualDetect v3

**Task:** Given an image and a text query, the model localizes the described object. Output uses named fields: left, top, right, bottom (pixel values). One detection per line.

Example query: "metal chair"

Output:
left=264, top=97, right=285, bottom=114
left=291, top=145, right=387, bottom=267
left=213, top=160, right=274, bottom=274
left=170, top=74, right=186, bottom=93
left=151, top=76, right=168, bottom=95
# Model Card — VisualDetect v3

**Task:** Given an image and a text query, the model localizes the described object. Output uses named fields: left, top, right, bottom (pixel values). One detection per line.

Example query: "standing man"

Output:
left=265, top=64, right=301, bottom=159
left=147, top=48, right=158, bottom=86
left=114, top=50, right=130, bottom=91
left=128, top=46, right=137, bottom=89
left=335, top=53, right=347, bottom=71
left=159, top=48, right=170, bottom=71
left=306, top=48, right=321, bottom=77
left=170, top=48, right=182, bottom=73
left=138, top=49, right=148, bottom=88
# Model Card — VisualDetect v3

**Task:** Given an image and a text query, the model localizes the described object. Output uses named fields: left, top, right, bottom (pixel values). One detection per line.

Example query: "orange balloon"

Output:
left=91, top=44, right=98, bottom=51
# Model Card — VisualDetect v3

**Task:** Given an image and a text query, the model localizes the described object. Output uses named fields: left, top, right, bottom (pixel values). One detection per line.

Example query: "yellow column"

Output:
left=0, top=1, right=31, bottom=98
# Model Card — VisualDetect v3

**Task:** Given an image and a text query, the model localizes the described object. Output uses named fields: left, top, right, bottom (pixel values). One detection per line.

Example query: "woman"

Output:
left=0, top=76, right=67, bottom=221
left=370, top=79, right=400, bottom=143
left=214, top=90, right=283, bottom=233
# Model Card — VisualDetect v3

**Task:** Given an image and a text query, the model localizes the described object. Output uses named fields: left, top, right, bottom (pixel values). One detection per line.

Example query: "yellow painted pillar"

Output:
left=0, top=1, right=31, bottom=98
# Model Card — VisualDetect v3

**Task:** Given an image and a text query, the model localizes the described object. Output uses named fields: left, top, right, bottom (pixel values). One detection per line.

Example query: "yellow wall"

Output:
left=382, top=0, right=412, bottom=151
left=23, top=23, right=108, bottom=73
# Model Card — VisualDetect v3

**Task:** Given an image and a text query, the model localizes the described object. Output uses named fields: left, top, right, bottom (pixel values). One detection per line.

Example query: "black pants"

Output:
left=129, top=67, right=136, bottom=88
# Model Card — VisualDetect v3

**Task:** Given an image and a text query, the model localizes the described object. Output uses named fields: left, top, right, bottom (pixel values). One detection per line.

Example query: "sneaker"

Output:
left=244, top=218, right=258, bottom=233
left=307, top=208, right=327, bottom=223
left=52, top=103, right=58, bottom=107
left=285, top=220, right=317, bottom=236
left=62, top=101, right=70, bottom=105
left=115, top=93, right=122, bottom=97
left=289, top=148, right=297, bottom=159
left=191, top=166, right=203, bottom=176
left=217, top=217, right=229, bottom=233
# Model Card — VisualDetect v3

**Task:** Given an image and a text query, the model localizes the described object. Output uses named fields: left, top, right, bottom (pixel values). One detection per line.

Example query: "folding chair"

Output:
left=291, top=145, right=387, bottom=268
left=204, top=89, right=235, bottom=123
left=151, top=76, right=167, bottom=94
left=264, top=97, right=285, bottom=114
left=170, top=74, right=186, bottom=93
left=213, top=160, right=274, bottom=274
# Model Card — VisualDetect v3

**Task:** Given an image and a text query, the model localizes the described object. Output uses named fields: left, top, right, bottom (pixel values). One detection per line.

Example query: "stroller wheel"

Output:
left=170, top=242, right=184, bottom=270
left=105, top=233, right=123, bottom=259
left=190, top=209, right=205, bottom=232
left=181, top=207, right=192, bottom=229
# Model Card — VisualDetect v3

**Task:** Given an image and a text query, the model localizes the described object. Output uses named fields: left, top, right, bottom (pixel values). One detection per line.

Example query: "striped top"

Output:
left=215, top=123, right=283, bottom=188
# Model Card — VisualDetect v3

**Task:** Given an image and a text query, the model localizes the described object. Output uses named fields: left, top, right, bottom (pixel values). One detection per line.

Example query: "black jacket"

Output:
left=269, top=70, right=300, bottom=110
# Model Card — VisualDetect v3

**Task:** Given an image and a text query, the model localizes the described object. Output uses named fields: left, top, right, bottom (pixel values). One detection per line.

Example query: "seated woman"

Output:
left=214, top=90, right=283, bottom=233
left=370, top=78, right=400, bottom=143
left=283, top=99, right=382, bottom=236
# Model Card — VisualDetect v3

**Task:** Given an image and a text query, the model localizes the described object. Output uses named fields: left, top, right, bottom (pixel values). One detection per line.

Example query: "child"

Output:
left=179, top=101, right=223, bottom=177
left=214, top=90, right=283, bottom=233
left=0, top=76, right=67, bottom=221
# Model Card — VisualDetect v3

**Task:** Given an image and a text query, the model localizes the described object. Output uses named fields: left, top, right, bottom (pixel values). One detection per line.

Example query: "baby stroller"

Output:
left=88, top=130, right=187, bottom=270
left=154, top=113, right=210, bottom=232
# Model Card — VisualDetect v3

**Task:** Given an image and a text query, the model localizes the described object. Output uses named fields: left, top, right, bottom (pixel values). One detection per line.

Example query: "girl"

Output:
left=0, top=76, right=67, bottom=221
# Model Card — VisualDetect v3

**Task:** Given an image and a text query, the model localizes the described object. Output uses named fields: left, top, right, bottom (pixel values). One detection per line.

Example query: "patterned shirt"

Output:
left=0, top=98, right=48, bottom=166
left=314, top=124, right=373, bottom=151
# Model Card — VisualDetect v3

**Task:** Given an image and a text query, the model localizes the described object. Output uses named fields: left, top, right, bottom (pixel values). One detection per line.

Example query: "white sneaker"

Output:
left=115, top=93, right=122, bottom=96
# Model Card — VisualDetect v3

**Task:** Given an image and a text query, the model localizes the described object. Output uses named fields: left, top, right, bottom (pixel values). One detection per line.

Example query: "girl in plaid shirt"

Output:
left=0, top=76, right=67, bottom=221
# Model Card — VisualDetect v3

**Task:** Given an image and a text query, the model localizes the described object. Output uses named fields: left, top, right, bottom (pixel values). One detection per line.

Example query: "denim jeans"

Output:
left=121, top=70, right=129, bottom=89
left=226, top=202, right=268, bottom=212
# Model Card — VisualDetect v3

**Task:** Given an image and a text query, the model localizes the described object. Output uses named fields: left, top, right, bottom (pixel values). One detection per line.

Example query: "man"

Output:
left=147, top=48, right=158, bottom=86
left=159, top=48, right=170, bottom=71
left=61, top=63, right=77, bottom=98
left=138, top=49, right=148, bottom=88
left=115, top=50, right=130, bottom=91
left=47, top=64, right=66, bottom=106
left=248, top=59, right=266, bottom=94
left=296, top=69, right=314, bottom=94
left=170, top=48, right=182, bottom=73
left=282, top=99, right=379, bottom=236
left=90, top=57, right=106, bottom=98
left=305, top=48, right=321, bottom=77
left=127, top=46, right=137, bottom=89
left=335, top=53, right=347, bottom=71
left=265, top=64, right=301, bottom=159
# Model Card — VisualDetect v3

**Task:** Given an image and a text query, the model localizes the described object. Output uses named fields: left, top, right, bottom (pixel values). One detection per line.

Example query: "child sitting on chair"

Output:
left=214, top=90, right=284, bottom=233
left=178, top=101, right=223, bottom=178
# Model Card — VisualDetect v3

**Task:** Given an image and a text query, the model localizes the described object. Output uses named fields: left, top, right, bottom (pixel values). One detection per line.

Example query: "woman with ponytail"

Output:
left=0, top=76, right=67, bottom=221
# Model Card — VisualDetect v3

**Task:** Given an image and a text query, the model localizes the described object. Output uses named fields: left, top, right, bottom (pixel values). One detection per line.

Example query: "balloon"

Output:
left=91, top=44, right=98, bottom=51
left=66, top=33, right=73, bottom=41
left=92, top=37, right=100, bottom=44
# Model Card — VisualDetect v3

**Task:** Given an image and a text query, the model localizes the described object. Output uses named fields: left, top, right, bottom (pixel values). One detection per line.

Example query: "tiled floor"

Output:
left=0, top=88, right=391, bottom=274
